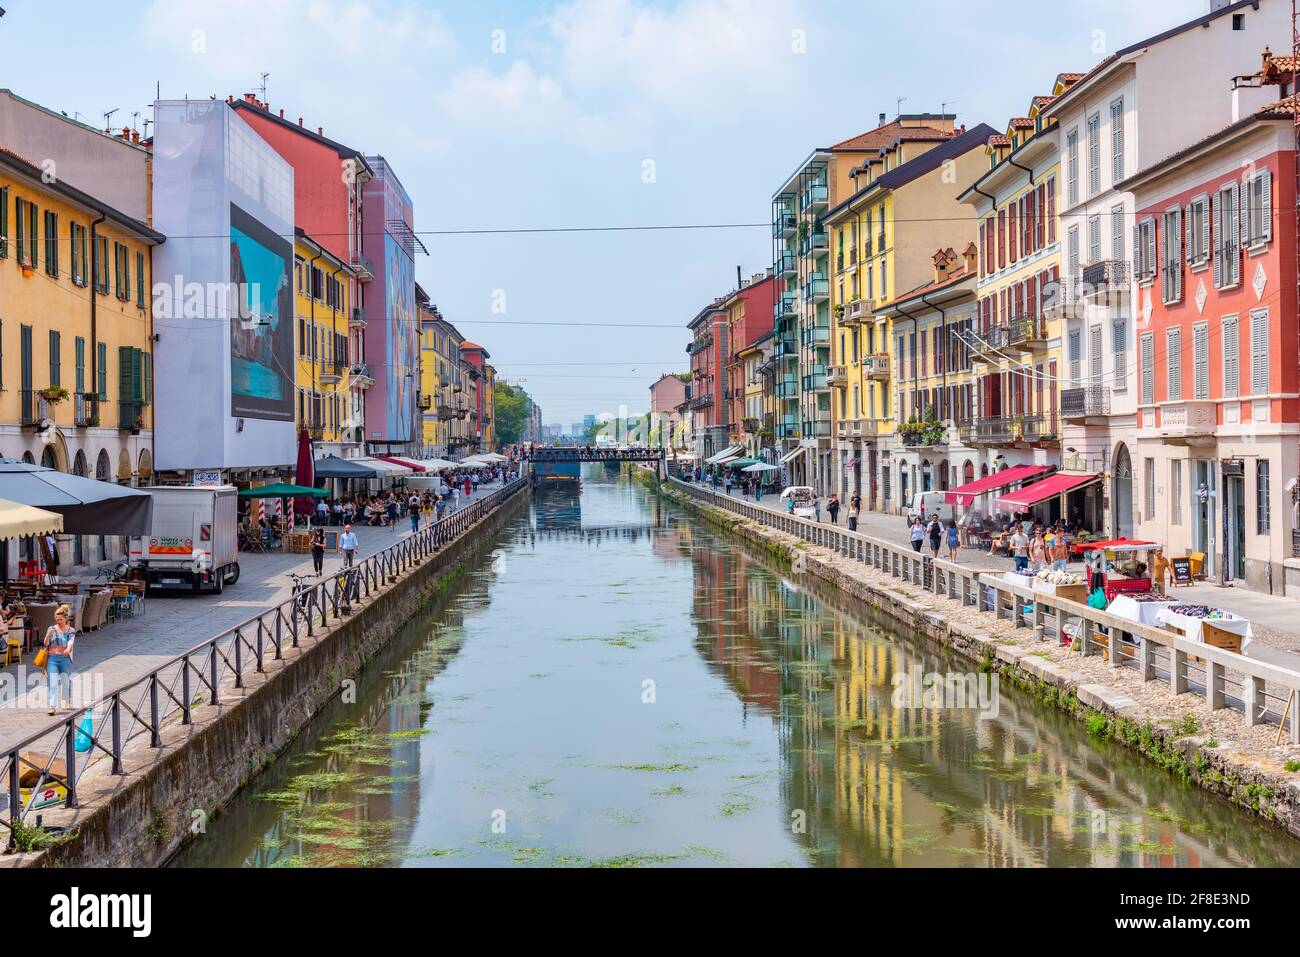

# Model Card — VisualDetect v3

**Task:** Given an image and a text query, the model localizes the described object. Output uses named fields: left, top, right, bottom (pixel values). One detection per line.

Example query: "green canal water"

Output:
left=172, top=467, right=1300, bottom=868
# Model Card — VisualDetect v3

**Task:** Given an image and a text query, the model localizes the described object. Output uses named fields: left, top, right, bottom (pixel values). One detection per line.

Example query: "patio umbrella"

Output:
left=0, top=498, right=63, bottom=538
left=0, top=457, right=152, bottom=534
left=237, top=483, right=328, bottom=499
left=312, top=455, right=379, bottom=479
left=741, top=462, right=780, bottom=472
left=294, top=429, right=315, bottom=518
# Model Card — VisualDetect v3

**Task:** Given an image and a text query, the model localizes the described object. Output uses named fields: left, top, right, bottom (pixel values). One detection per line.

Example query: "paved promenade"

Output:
left=689, top=480, right=1300, bottom=657
left=0, top=480, right=508, bottom=746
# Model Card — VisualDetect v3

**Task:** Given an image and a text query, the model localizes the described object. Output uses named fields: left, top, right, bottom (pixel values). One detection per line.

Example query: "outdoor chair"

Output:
left=26, top=603, right=56, bottom=647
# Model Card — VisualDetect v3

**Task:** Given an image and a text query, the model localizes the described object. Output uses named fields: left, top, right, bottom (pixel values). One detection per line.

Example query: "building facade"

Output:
left=685, top=299, right=729, bottom=462
left=1123, top=95, right=1296, bottom=592
left=723, top=271, right=777, bottom=457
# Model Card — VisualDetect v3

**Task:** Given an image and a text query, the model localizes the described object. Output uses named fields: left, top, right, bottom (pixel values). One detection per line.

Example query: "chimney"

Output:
left=879, top=112, right=886, bottom=126
left=279, top=108, right=285, bottom=118
left=962, top=243, right=978, bottom=275
left=131, top=130, right=140, bottom=144
left=318, top=127, right=323, bottom=136
left=244, top=93, right=256, bottom=104
left=932, top=248, right=954, bottom=283
left=298, top=117, right=304, bottom=126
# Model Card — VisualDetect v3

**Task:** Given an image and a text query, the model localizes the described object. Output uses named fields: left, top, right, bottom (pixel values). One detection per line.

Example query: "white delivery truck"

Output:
left=906, top=490, right=956, bottom=524
left=129, top=486, right=240, bottom=594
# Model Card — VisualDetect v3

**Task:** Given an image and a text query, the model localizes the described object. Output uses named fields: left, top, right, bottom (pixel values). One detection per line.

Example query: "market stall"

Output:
left=1157, top=604, right=1252, bottom=654
left=1072, top=537, right=1159, bottom=601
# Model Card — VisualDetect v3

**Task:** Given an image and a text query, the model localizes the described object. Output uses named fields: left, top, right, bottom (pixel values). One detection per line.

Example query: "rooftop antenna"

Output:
left=130, top=110, right=140, bottom=133
left=103, top=107, right=118, bottom=133
left=896, top=96, right=907, bottom=118
left=258, top=71, right=269, bottom=103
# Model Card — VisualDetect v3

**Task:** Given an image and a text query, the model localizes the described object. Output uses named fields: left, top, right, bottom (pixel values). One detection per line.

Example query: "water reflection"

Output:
left=174, top=467, right=1300, bottom=868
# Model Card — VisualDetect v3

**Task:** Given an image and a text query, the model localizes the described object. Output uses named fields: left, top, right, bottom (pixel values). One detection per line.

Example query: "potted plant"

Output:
left=38, top=386, right=69, bottom=404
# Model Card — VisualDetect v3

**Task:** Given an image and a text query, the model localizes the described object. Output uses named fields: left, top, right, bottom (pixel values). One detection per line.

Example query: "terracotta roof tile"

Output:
left=1008, top=117, right=1034, bottom=129
left=987, top=134, right=1011, bottom=147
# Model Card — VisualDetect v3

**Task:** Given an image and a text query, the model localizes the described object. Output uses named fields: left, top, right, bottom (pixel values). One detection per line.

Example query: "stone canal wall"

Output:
left=661, top=482, right=1300, bottom=840
left=18, top=483, right=530, bottom=868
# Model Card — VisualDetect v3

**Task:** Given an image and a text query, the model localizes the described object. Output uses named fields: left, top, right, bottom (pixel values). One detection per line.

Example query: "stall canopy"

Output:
left=312, top=455, right=380, bottom=479
left=742, top=462, right=780, bottom=473
left=705, top=445, right=743, bottom=465
left=375, top=455, right=426, bottom=473
left=727, top=457, right=762, bottom=469
left=944, top=464, right=1051, bottom=507
left=419, top=458, right=459, bottom=472
left=237, top=483, right=328, bottom=499
left=1072, top=536, right=1157, bottom=555
left=993, top=472, right=1101, bottom=511
left=0, top=458, right=152, bottom=534
left=0, top=498, right=63, bottom=538
left=779, top=446, right=806, bottom=465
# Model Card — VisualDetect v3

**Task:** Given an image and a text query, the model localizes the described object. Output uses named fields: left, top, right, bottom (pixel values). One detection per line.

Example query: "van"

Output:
left=907, top=491, right=955, bottom=524
left=128, top=486, right=240, bottom=593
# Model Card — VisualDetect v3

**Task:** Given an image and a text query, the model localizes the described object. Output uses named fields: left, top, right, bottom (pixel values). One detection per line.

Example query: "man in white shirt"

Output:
left=1010, top=529, right=1031, bottom=574
left=337, top=524, right=359, bottom=567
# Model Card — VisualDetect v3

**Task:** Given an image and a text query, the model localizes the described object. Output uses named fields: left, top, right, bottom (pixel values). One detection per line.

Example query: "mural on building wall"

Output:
left=385, top=232, right=417, bottom=438
left=229, top=203, right=294, bottom=421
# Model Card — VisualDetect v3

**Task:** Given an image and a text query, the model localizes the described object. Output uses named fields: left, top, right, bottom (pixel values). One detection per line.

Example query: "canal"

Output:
left=173, top=466, right=1300, bottom=867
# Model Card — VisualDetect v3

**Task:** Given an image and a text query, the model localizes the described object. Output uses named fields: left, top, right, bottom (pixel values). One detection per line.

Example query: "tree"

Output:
left=493, top=382, right=530, bottom=448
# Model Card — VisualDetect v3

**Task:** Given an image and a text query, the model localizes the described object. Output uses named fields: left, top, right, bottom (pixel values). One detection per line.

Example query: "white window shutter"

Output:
left=1261, top=170, right=1273, bottom=243
left=1229, top=183, right=1242, bottom=286
left=1132, top=221, right=1142, bottom=279
left=1211, top=194, right=1222, bottom=288
left=1144, top=219, right=1156, bottom=282
left=1199, top=199, right=1210, bottom=264
left=1184, top=204, right=1193, bottom=265
left=1172, top=208, right=1182, bottom=300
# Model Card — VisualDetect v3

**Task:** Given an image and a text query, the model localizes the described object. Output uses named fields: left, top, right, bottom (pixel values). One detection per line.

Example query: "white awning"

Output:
left=705, top=444, right=743, bottom=465
left=779, top=446, right=806, bottom=465
left=355, top=457, right=411, bottom=477
left=715, top=454, right=740, bottom=465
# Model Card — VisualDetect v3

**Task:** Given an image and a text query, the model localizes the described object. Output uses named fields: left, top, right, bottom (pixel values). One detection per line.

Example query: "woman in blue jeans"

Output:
left=43, top=604, right=76, bottom=715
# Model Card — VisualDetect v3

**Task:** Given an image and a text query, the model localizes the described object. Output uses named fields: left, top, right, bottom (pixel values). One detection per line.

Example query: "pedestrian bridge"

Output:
left=520, top=447, right=666, bottom=463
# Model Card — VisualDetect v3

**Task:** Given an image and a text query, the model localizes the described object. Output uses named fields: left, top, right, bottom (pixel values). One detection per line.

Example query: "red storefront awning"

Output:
left=944, top=464, right=1050, bottom=507
left=994, top=472, right=1100, bottom=510
left=375, top=455, right=426, bottom=473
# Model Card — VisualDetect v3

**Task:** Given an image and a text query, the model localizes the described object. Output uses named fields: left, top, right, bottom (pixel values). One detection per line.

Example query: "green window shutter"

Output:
left=15, top=198, right=24, bottom=265
left=20, top=325, right=32, bottom=392
left=75, top=336, right=85, bottom=394
left=49, top=330, right=60, bottom=388
left=131, top=346, right=143, bottom=402
left=0, top=187, right=8, bottom=259
left=44, top=211, right=57, bottom=276
left=27, top=201, right=37, bottom=267
left=142, top=350, right=152, bottom=404
left=118, top=346, right=132, bottom=420
left=80, top=227, right=88, bottom=286
left=136, top=250, right=145, bottom=306
left=97, top=341, right=107, bottom=399
left=68, top=223, right=78, bottom=281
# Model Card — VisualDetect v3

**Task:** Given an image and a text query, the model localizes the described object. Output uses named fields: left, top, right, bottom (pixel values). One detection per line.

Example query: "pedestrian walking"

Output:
left=909, top=518, right=925, bottom=553
left=310, top=527, right=326, bottom=575
left=1049, top=533, right=1069, bottom=571
left=409, top=505, right=420, bottom=535
left=1010, top=526, right=1031, bottom=574
left=41, top=604, right=76, bottom=715
left=452, top=486, right=460, bottom=510
left=813, top=495, right=822, bottom=523
left=1152, top=547, right=1169, bottom=595
left=337, top=523, right=359, bottom=567
left=1029, top=531, right=1048, bottom=573
left=927, top=514, right=943, bottom=557
left=847, top=500, right=859, bottom=532
left=946, top=520, right=960, bottom=561
left=827, top=495, right=840, bottom=525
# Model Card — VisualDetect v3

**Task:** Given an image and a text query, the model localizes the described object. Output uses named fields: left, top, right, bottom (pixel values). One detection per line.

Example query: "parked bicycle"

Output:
left=287, top=572, right=317, bottom=615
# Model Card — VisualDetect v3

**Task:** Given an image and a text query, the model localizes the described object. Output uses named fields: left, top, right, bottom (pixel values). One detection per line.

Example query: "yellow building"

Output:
left=825, top=122, right=990, bottom=508
left=0, top=147, right=163, bottom=569
left=956, top=75, right=1082, bottom=518
left=293, top=230, right=362, bottom=453
left=483, top=363, right=496, bottom=451
left=419, top=300, right=470, bottom=458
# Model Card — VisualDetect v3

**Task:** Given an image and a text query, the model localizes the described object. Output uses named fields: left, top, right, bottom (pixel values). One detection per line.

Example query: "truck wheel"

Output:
left=213, top=570, right=224, bottom=595
left=228, top=563, right=240, bottom=586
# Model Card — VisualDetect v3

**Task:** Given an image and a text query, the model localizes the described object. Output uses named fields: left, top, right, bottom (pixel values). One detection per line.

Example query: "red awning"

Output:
left=945, top=464, right=1050, bottom=507
left=994, top=472, right=1101, bottom=510
left=375, top=455, right=426, bottom=473
left=1071, top=536, right=1157, bottom=555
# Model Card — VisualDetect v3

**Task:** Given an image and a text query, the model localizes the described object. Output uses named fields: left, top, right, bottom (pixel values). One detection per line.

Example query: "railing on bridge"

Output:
left=520, top=447, right=667, bottom=463
left=0, top=477, right=531, bottom=845
left=667, top=478, right=1300, bottom=747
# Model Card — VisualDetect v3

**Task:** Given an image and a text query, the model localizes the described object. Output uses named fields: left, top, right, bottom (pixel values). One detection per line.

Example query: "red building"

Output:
left=1124, top=82, right=1297, bottom=593
left=724, top=272, right=777, bottom=453
left=685, top=299, right=728, bottom=462
left=460, top=342, right=490, bottom=454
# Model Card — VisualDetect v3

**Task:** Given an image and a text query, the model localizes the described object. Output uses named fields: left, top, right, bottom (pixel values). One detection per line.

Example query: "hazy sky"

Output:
left=7, top=0, right=1209, bottom=427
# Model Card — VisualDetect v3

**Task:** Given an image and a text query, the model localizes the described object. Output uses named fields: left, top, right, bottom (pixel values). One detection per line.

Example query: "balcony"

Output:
left=827, top=365, right=848, bottom=388
left=742, top=417, right=762, bottom=432
left=801, top=183, right=828, bottom=211
left=320, top=361, right=344, bottom=385
left=687, top=334, right=714, bottom=356
left=1004, top=314, right=1048, bottom=350
left=349, top=307, right=366, bottom=329
left=19, top=390, right=40, bottom=428
left=350, top=363, right=375, bottom=389
left=775, top=379, right=799, bottom=400
left=800, top=231, right=829, bottom=258
left=1060, top=386, right=1110, bottom=421
left=863, top=354, right=890, bottom=380
left=775, top=253, right=797, bottom=278
left=351, top=252, right=375, bottom=283
left=773, top=210, right=796, bottom=239
left=959, top=417, right=1014, bottom=446
left=686, top=394, right=713, bottom=411
left=1043, top=284, right=1085, bottom=321
left=800, top=324, right=830, bottom=348
left=774, top=296, right=797, bottom=322
left=74, top=393, right=99, bottom=428
left=776, top=417, right=800, bottom=439
left=839, top=299, right=865, bottom=326
left=1081, top=260, right=1129, bottom=303
left=436, top=403, right=458, bottom=421
left=838, top=417, right=881, bottom=439
left=119, top=400, right=145, bottom=433
left=899, top=421, right=948, bottom=448
left=773, top=335, right=798, bottom=359
left=803, top=275, right=829, bottom=303
left=1158, top=400, right=1217, bottom=442
left=802, top=369, right=829, bottom=392
left=417, top=395, right=432, bottom=411
left=801, top=418, right=833, bottom=437
left=1021, top=413, right=1059, bottom=444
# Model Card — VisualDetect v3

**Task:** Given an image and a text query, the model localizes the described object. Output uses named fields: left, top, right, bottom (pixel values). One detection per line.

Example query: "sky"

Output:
left=5, top=0, right=1210, bottom=429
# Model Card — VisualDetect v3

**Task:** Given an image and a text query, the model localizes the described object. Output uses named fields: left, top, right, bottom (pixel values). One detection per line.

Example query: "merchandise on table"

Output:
left=1035, top=569, right=1082, bottom=585
left=1130, top=593, right=1176, bottom=603
left=1166, top=604, right=1231, bottom=619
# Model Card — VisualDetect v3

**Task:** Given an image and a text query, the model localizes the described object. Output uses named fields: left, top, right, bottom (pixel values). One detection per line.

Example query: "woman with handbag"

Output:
left=39, top=603, right=76, bottom=715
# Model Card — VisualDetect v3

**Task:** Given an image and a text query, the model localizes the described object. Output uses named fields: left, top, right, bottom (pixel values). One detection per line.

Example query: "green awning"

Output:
left=727, top=457, right=762, bottom=469
left=237, top=483, right=328, bottom=499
